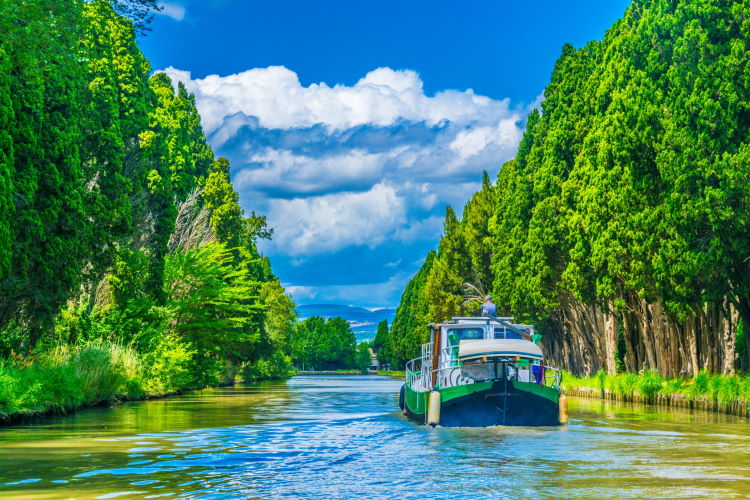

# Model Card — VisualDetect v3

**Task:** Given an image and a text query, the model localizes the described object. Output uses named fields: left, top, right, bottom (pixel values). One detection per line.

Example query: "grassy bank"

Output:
left=376, top=370, right=405, bottom=377
left=562, top=370, right=750, bottom=414
left=296, top=370, right=369, bottom=375
left=0, top=342, right=294, bottom=423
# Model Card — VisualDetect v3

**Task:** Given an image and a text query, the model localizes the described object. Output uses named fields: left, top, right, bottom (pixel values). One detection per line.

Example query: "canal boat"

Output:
left=399, top=316, right=564, bottom=427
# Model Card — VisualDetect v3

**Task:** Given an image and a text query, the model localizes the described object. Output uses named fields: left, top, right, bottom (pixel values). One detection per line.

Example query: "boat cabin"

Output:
left=402, top=315, right=563, bottom=427
left=418, top=316, right=549, bottom=390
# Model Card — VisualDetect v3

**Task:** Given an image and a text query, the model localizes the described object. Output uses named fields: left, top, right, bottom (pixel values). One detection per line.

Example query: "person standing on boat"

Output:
left=481, top=295, right=496, bottom=317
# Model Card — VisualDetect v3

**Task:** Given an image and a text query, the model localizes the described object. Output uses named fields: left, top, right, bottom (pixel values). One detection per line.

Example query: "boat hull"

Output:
left=401, top=380, right=560, bottom=427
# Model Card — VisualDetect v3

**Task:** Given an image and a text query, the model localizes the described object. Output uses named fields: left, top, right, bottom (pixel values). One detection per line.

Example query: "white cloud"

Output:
left=295, top=272, right=413, bottom=308
left=283, top=285, right=317, bottom=300
left=157, top=2, right=186, bottom=21
left=156, top=65, right=533, bottom=304
left=161, top=66, right=520, bottom=136
left=233, top=148, right=384, bottom=196
left=393, top=216, right=445, bottom=243
left=266, top=182, right=407, bottom=255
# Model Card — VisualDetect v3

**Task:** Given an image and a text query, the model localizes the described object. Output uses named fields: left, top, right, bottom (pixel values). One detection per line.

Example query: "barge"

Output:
left=399, top=316, right=564, bottom=427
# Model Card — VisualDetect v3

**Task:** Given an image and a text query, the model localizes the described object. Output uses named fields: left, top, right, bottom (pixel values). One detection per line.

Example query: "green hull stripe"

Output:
left=406, top=380, right=560, bottom=414
left=405, top=385, right=429, bottom=415
left=512, top=380, right=560, bottom=403
left=439, top=381, right=493, bottom=402
left=406, top=381, right=494, bottom=414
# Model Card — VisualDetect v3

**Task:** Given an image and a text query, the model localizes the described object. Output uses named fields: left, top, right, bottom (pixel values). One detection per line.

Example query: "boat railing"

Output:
left=406, top=346, right=563, bottom=392
left=405, top=343, right=432, bottom=392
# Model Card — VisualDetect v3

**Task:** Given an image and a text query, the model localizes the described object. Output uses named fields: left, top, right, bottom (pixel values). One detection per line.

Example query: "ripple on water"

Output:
left=0, top=376, right=749, bottom=499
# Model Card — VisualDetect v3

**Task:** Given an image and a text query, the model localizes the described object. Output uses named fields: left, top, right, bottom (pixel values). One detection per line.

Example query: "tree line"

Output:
left=378, top=0, right=750, bottom=377
left=0, top=0, right=297, bottom=393
left=291, top=316, right=371, bottom=372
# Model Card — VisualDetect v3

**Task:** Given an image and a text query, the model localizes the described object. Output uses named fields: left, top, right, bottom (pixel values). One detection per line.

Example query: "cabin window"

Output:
left=447, top=328, right=484, bottom=345
left=495, top=327, right=524, bottom=340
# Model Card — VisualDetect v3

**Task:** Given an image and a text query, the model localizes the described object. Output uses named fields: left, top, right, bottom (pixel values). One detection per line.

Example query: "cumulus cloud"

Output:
left=266, top=182, right=407, bottom=255
left=292, top=271, right=415, bottom=309
left=162, top=66, right=521, bottom=134
left=157, top=65, right=530, bottom=305
left=157, top=2, right=186, bottom=21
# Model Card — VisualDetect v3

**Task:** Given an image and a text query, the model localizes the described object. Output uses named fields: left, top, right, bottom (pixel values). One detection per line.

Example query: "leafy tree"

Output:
left=292, top=316, right=358, bottom=370
left=0, top=43, right=13, bottom=280
left=203, top=158, right=244, bottom=250
left=0, top=0, right=87, bottom=340
left=0, top=0, right=296, bottom=397
left=107, top=0, right=161, bottom=34
left=402, top=0, right=750, bottom=377
left=372, top=320, right=388, bottom=354
left=164, top=243, right=263, bottom=384
left=386, top=251, right=435, bottom=368
left=424, top=206, right=473, bottom=323
left=356, top=343, right=372, bottom=373
left=260, top=279, right=297, bottom=354
left=141, top=72, right=212, bottom=302
left=80, top=0, right=152, bottom=283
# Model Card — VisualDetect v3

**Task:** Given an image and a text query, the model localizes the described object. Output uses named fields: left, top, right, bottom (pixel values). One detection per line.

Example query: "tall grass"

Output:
left=0, top=337, right=300, bottom=423
left=562, top=369, right=750, bottom=406
left=0, top=342, right=143, bottom=420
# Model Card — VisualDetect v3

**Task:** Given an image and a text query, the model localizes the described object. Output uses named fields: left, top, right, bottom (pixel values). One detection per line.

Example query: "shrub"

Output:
left=0, top=342, right=143, bottom=420
left=242, top=351, right=295, bottom=381
left=141, top=335, right=195, bottom=394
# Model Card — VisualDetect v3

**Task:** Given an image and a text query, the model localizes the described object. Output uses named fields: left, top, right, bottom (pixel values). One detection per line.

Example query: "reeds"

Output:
left=561, top=369, right=750, bottom=413
left=0, top=342, right=143, bottom=421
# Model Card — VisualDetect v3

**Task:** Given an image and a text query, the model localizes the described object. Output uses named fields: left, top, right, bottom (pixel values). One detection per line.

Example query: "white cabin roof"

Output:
left=458, top=339, right=543, bottom=361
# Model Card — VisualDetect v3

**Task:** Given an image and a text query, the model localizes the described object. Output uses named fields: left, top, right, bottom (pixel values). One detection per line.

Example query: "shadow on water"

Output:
left=1, top=375, right=749, bottom=499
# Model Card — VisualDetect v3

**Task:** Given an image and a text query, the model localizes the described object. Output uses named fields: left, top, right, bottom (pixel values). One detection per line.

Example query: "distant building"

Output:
left=369, top=348, right=379, bottom=371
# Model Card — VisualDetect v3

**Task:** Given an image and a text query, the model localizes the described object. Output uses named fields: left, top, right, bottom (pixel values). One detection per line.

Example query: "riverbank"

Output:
left=562, top=370, right=750, bottom=417
left=4, top=374, right=750, bottom=498
left=0, top=342, right=294, bottom=425
left=296, top=370, right=368, bottom=375
left=294, top=370, right=405, bottom=376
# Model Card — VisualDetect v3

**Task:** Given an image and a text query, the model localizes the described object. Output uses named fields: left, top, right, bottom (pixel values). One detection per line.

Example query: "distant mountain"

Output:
left=296, top=304, right=397, bottom=343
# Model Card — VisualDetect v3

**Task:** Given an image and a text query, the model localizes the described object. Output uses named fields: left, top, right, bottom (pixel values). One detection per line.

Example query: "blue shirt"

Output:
left=481, top=301, right=497, bottom=317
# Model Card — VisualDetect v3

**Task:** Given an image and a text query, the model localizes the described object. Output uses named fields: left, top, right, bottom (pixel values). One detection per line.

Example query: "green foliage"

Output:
left=425, top=206, right=469, bottom=321
left=291, top=316, right=358, bottom=371
left=372, top=320, right=388, bottom=354
left=0, top=342, right=142, bottom=420
left=164, top=242, right=263, bottom=385
left=396, top=0, right=750, bottom=378
left=204, top=158, right=244, bottom=249
left=596, top=370, right=607, bottom=395
left=0, top=323, right=25, bottom=359
left=140, top=335, right=195, bottom=394
left=241, top=351, right=296, bottom=382
left=0, top=0, right=296, bottom=424
left=54, top=300, right=109, bottom=346
left=563, top=369, right=750, bottom=407
left=0, top=0, right=87, bottom=339
left=260, top=279, right=297, bottom=353
left=384, top=251, right=435, bottom=368
left=142, top=72, right=213, bottom=302
left=356, top=343, right=372, bottom=373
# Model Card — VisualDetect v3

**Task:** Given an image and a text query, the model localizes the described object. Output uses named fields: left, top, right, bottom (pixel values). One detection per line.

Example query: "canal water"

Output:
left=1, top=375, right=749, bottom=499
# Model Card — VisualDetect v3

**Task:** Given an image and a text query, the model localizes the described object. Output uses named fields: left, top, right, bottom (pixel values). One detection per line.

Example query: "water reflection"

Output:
left=0, top=375, right=748, bottom=499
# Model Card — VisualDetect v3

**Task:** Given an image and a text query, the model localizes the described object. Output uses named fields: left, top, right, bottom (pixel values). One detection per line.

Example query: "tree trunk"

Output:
left=604, top=301, right=617, bottom=374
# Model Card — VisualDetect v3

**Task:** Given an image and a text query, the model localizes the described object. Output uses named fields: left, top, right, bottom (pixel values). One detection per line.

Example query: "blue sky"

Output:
left=139, top=0, right=631, bottom=309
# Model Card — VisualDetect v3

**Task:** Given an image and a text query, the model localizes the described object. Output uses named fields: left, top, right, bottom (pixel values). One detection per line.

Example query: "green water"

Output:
left=1, top=375, right=749, bottom=499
